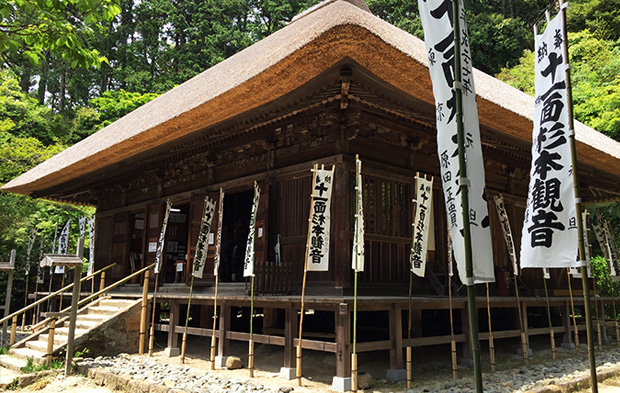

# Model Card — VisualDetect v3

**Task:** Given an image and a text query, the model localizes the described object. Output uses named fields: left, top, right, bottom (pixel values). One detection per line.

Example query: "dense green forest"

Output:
left=1, top=0, right=620, bottom=307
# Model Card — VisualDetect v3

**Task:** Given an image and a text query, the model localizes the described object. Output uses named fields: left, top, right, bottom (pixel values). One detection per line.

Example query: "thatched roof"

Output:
left=3, top=0, right=620, bottom=197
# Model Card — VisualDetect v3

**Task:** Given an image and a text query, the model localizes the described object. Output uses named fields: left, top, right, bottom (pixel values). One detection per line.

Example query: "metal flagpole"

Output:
left=448, top=231, right=457, bottom=379
left=297, top=164, right=317, bottom=386
left=567, top=268, right=580, bottom=353
left=211, top=189, right=224, bottom=370
left=558, top=0, right=598, bottom=388
left=543, top=270, right=556, bottom=360
left=453, top=1, right=484, bottom=390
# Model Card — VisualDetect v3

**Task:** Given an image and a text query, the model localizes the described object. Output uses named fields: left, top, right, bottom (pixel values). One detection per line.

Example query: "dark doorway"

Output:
left=219, top=190, right=253, bottom=282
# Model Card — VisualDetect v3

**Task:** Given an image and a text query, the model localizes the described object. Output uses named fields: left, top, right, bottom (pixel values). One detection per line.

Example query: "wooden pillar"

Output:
left=199, top=304, right=212, bottom=328
left=460, top=306, right=473, bottom=362
left=336, top=303, right=351, bottom=378
left=284, top=303, right=295, bottom=369
left=217, top=301, right=230, bottom=358
left=389, top=304, right=404, bottom=370
left=333, top=163, right=351, bottom=288
left=167, top=300, right=180, bottom=349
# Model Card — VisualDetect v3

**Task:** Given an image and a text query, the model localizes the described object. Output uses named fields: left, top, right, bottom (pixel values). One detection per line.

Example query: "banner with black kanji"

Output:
left=493, top=195, right=518, bottom=275
left=351, top=157, right=364, bottom=273
left=418, top=0, right=494, bottom=283
left=306, top=166, right=335, bottom=272
left=410, top=175, right=433, bottom=277
left=192, top=197, right=217, bottom=279
left=520, top=12, right=577, bottom=269
left=154, top=200, right=172, bottom=275
left=243, top=183, right=260, bottom=277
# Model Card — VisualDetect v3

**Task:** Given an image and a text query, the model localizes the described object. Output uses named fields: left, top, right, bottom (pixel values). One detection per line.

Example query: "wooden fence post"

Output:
left=139, top=269, right=150, bottom=354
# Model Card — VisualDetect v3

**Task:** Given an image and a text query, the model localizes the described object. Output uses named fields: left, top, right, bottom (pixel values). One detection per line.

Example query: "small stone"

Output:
left=164, top=379, right=176, bottom=388
left=358, top=372, right=372, bottom=390
left=279, top=385, right=294, bottom=393
left=226, top=356, right=243, bottom=370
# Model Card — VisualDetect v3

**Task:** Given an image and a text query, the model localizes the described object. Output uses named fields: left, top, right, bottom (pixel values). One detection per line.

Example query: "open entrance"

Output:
left=218, top=190, right=253, bottom=282
left=163, top=203, right=189, bottom=284
left=128, top=211, right=146, bottom=282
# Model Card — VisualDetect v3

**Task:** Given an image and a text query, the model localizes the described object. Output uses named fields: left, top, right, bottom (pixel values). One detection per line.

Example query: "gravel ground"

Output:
left=75, top=345, right=620, bottom=393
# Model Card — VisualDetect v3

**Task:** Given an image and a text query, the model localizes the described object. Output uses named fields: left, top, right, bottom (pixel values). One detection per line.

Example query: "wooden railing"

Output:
left=256, top=261, right=293, bottom=295
left=0, top=263, right=116, bottom=338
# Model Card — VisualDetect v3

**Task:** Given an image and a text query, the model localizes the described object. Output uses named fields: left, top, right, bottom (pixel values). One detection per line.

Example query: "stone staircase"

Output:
left=1, top=297, right=142, bottom=367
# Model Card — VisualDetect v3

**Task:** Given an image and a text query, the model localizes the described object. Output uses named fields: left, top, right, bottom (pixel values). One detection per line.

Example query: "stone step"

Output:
left=38, top=333, right=66, bottom=346
left=77, top=313, right=109, bottom=323
left=26, top=340, right=50, bottom=352
left=75, top=319, right=100, bottom=330
left=87, top=306, right=121, bottom=315
left=54, top=327, right=89, bottom=337
left=9, top=347, right=45, bottom=363
left=0, top=354, right=28, bottom=372
left=99, top=299, right=136, bottom=308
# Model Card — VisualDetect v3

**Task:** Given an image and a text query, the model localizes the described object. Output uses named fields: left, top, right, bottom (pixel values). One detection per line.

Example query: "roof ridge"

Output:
left=290, top=0, right=372, bottom=24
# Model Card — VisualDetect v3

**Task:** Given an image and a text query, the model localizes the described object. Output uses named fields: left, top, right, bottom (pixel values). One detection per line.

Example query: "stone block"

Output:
left=150, top=384, right=171, bottom=393
left=226, top=356, right=243, bottom=369
left=332, top=376, right=351, bottom=392
left=358, top=372, right=372, bottom=389
left=93, top=369, right=106, bottom=386
left=386, top=369, right=406, bottom=383
left=279, top=367, right=296, bottom=380
left=104, top=372, right=119, bottom=389
left=164, top=347, right=180, bottom=357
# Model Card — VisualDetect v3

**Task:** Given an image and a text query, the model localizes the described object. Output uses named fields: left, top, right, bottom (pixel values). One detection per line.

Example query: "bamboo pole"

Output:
left=46, top=318, right=56, bottom=367
left=211, top=188, right=224, bottom=370
left=10, top=316, right=17, bottom=345
left=542, top=271, right=556, bottom=360
left=99, top=271, right=106, bottom=298
left=249, top=275, right=255, bottom=378
left=32, top=279, right=39, bottom=326
left=351, top=156, right=362, bottom=393
left=406, top=270, right=413, bottom=388
left=139, top=269, right=150, bottom=355
left=148, top=275, right=160, bottom=357
left=352, top=269, right=358, bottom=393
left=612, top=288, right=620, bottom=347
left=297, top=164, right=317, bottom=386
left=46, top=267, right=53, bottom=313
left=558, top=0, right=598, bottom=388
left=567, top=269, right=580, bottom=353
left=513, top=276, right=529, bottom=365
left=21, top=272, right=29, bottom=331
left=485, top=283, right=495, bottom=372
left=449, top=273, right=458, bottom=378
left=593, top=280, right=602, bottom=349
left=453, top=0, right=483, bottom=389
left=58, top=272, right=66, bottom=311
left=180, top=276, right=194, bottom=364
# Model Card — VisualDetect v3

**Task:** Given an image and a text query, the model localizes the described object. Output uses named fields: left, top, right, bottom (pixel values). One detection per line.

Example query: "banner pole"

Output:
left=297, top=164, right=317, bottom=386
left=211, top=271, right=219, bottom=369
left=31, top=279, right=38, bottom=326
left=22, top=272, right=29, bottom=330
left=58, top=272, right=66, bottom=311
left=592, top=279, right=602, bottom=349
left=542, top=271, right=556, bottom=360
left=558, top=0, right=598, bottom=389
left=180, top=275, right=194, bottom=364
left=211, top=189, right=224, bottom=371
left=513, top=276, right=529, bottom=365
left=567, top=269, right=580, bottom=353
left=406, top=270, right=413, bottom=388
left=148, top=275, right=160, bottom=356
left=453, top=0, right=483, bottom=390
left=249, top=275, right=255, bottom=378
left=448, top=272, right=457, bottom=378
left=485, top=283, right=495, bottom=372
left=352, top=269, right=358, bottom=393
left=612, top=287, right=620, bottom=347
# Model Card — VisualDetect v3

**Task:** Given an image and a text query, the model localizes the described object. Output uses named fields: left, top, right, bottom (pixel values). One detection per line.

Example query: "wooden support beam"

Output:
left=218, top=301, right=230, bottom=358
left=167, top=300, right=179, bottom=349
left=284, top=303, right=295, bottom=369
left=389, top=304, right=403, bottom=369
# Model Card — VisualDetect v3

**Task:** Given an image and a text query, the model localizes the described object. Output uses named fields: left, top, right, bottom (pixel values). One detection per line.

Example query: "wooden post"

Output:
left=65, top=263, right=82, bottom=375
left=485, top=283, right=495, bottom=372
left=32, top=280, right=39, bottom=326
left=567, top=269, right=580, bottom=353
left=47, top=318, right=56, bottom=367
left=612, top=289, right=620, bottom=347
left=58, top=272, right=66, bottom=311
left=1, top=250, right=16, bottom=347
left=99, top=271, right=106, bottom=298
left=139, top=269, right=150, bottom=354
left=10, top=315, right=17, bottom=346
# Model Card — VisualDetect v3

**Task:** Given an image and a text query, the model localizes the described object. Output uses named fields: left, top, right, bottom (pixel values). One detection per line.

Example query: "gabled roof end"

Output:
left=291, top=0, right=372, bottom=24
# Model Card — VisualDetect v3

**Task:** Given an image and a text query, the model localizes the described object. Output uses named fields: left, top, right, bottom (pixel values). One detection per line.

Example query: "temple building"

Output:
left=4, top=0, right=620, bottom=388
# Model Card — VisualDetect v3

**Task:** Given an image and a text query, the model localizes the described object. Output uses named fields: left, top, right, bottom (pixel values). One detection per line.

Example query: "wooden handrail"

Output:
left=31, top=263, right=155, bottom=331
left=0, top=263, right=116, bottom=326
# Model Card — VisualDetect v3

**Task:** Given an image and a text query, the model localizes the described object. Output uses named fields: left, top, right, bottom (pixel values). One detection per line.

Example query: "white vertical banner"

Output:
left=55, top=219, right=71, bottom=274
left=154, top=200, right=172, bottom=275
left=213, top=189, right=225, bottom=277
left=87, top=218, right=95, bottom=276
left=25, top=228, right=37, bottom=276
left=79, top=216, right=86, bottom=239
left=192, top=197, right=217, bottom=279
left=352, top=157, right=365, bottom=272
left=592, top=214, right=620, bottom=281
left=243, top=182, right=260, bottom=277
left=306, top=165, right=335, bottom=272
left=520, top=12, right=578, bottom=269
left=493, top=195, right=519, bottom=275
left=418, top=0, right=494, bottom=284
left=410, top=175, right=434, bottom=277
